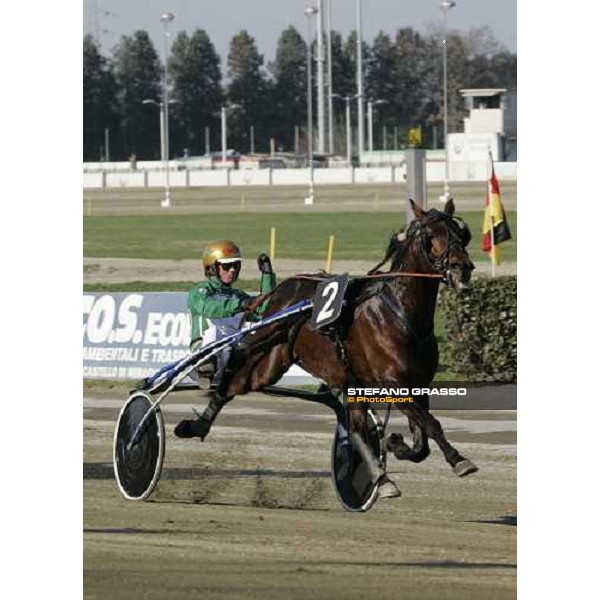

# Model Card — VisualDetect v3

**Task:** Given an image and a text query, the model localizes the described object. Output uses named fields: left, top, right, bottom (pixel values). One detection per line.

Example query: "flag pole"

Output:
left=488, top=150, right=495, bottom=278
left=490, top=215, right=495, bottom=278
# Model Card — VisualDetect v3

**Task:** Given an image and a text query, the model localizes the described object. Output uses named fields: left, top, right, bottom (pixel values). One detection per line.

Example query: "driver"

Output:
left=174, top=240, right=276, bottom=439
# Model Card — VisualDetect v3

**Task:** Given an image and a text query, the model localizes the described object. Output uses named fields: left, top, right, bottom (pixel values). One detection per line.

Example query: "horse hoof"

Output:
left=453, top=460, right=478, bottom=477
left=378, top=477, right=401, bottom=499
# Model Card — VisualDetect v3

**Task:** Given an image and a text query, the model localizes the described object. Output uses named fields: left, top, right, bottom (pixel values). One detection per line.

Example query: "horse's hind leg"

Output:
left=202, top=392, right=234, bottom=430
left=387, top=420, right=430, bottom=463
left=387, top=396, right=431, bottom=463
left=174, top=389, right=234, bottom=441
left=402, top=404, right=478, bottom=477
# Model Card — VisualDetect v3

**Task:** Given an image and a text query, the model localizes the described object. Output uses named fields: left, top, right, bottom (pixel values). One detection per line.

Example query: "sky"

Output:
left=83, top=0, right=517, bottom=62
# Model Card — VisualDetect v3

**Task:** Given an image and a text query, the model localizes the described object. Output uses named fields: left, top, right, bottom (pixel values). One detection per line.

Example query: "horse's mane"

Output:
left=367, top=207, right=472, bottom=276
left=367, top=231, right=410, bottom=275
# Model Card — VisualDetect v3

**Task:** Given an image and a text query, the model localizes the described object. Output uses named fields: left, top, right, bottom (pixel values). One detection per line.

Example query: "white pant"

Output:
left=199, top=313, right=250, bottom=348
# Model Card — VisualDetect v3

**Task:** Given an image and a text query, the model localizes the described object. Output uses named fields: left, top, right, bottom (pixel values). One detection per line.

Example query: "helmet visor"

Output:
left=217, top=257, right=244, bottom=264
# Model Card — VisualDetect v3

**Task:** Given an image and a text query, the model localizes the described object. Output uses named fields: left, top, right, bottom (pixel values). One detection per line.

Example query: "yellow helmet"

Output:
left=202, top=240, right=243, bottom=276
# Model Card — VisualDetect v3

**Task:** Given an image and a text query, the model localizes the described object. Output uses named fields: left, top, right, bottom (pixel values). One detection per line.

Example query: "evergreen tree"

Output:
left=327, top=31, right=355, bottom=153
left=270, top=26, right=306, bottom=151
left=82, top=23, right=515, bottom=162
left=366, top=32, right=395, bottom=102
left=339, top=30, right=371, bottom=148
left=390, top=28, right=434, bottom=133
left=112, top=31, right=162, bottom=160
left=365, top=32, right=395, bottom=147
left=226, top=30, right=271, bottom=153
left=331, top=30, right=354, bottom=98
left=83, top=35, right=118, bottom=161
left=342, top=30, right=372, bottom=97
left=169, top=29, right=223, bottom=156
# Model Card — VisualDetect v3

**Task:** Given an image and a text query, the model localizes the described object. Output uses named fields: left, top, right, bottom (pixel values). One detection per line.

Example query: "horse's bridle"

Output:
left=406, top=211, right=473, bottom=285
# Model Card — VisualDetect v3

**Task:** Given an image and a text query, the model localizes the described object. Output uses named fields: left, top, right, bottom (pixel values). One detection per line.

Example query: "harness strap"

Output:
left=326, top=324, right=354, bottom=378
left=244, top=271, right=443, bottom=319
left=292, top=271, right=443, bottom=282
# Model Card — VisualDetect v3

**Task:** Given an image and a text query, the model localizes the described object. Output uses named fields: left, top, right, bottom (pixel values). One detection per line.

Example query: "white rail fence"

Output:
left=83, top=162, right=517, bottom=189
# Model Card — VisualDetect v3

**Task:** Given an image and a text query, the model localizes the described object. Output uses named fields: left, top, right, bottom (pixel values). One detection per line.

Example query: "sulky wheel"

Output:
left=331, top=409, right=386, bottom=512
left=113, top=391, right=165, bottom=501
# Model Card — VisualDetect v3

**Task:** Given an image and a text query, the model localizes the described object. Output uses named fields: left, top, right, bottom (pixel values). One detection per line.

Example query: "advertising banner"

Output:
left=83, top=292, right=316, bottom=384
left=83, top=292, right=191, bottom=380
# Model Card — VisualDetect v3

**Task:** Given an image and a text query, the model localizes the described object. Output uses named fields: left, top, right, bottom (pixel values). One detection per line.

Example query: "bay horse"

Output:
left=191, top=198, right=478, bottom=497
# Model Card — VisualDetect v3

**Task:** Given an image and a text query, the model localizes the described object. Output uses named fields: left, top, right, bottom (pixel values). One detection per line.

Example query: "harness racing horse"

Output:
left=197, top=199, right=478, bottom=497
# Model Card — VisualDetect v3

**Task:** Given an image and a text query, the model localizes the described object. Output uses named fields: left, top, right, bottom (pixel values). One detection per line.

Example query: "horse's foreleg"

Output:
left=202, top=392, right=234, bottom=430
left=387, top=396, right=431, bottom=463
left=402, top=404, right=478, bottom=476
left=198, top=392, right=234, bottom=439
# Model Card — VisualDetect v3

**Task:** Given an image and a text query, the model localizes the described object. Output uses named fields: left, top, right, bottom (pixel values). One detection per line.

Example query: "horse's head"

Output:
left=400, top=198, right=474, bottom=290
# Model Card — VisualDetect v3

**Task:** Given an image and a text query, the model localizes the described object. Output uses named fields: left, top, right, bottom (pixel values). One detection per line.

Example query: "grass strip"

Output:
left=84, top=211, right=516, bottom=263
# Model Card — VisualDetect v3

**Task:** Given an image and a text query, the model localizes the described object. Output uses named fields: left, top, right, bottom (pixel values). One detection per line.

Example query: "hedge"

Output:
left=438, top=276, right=517, bottom=382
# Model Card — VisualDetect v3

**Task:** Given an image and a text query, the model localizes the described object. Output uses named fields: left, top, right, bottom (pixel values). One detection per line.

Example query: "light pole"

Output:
left=143, top=98, right=178, bottom=161
left=316, top=0, right=325, bottom=154
left=304, top=6, right=318, bottom=204
left=305, top=4, right=318, bottom=204
left=142, top=99, right=165, bottom=159
left=221, top=106, right=227, bottom=165
left=220, top=104, right=241, bottom=167
left=160, top=11, right=175, bottom=208
left=440, top=0, right=456, bottom=203
left=367, top=99, right=387, bottom=153
left=305, top=4, right=318, bottom=166
left=332, top=94, right=354, bottom=166
left=326, top=0, right=334, bottom=154
left=355, top=0, right=365, bottom=155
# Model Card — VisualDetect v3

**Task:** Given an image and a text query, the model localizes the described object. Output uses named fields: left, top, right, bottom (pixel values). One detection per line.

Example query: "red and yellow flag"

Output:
left=481, top=164, right=511, bottom=265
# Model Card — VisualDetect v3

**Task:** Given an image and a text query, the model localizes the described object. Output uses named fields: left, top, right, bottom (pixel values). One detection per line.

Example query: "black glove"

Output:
left=257, top=253, right=273, bottom=275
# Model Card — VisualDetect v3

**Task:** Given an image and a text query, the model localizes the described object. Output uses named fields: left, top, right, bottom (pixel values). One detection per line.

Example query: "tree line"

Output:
left=83, top=25, right=516, bottom=161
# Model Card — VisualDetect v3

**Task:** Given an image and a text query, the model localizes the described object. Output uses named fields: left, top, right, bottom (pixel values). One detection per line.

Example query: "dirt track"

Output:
left=84, top=390, right=516, bottom=600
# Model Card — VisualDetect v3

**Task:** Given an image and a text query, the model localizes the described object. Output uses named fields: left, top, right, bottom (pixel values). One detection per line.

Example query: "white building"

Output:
left=448, top=88, right=517, bottom=164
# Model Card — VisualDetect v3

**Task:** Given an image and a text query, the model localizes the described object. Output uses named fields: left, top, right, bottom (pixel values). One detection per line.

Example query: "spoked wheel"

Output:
left=113, top=391, right=165, bottom=501
left=331, top=410, right=387, bottom=512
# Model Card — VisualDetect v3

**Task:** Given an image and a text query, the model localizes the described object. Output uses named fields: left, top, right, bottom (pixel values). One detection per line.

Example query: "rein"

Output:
left=245, top=211, right=469, bottom=316
left=244, top=270, right=443, bottom=315
left=291, top=271, right=443, bottom=281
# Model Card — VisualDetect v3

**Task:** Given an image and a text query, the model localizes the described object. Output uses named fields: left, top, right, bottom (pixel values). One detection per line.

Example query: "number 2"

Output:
left=316, top=281, right=339, bottom=323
